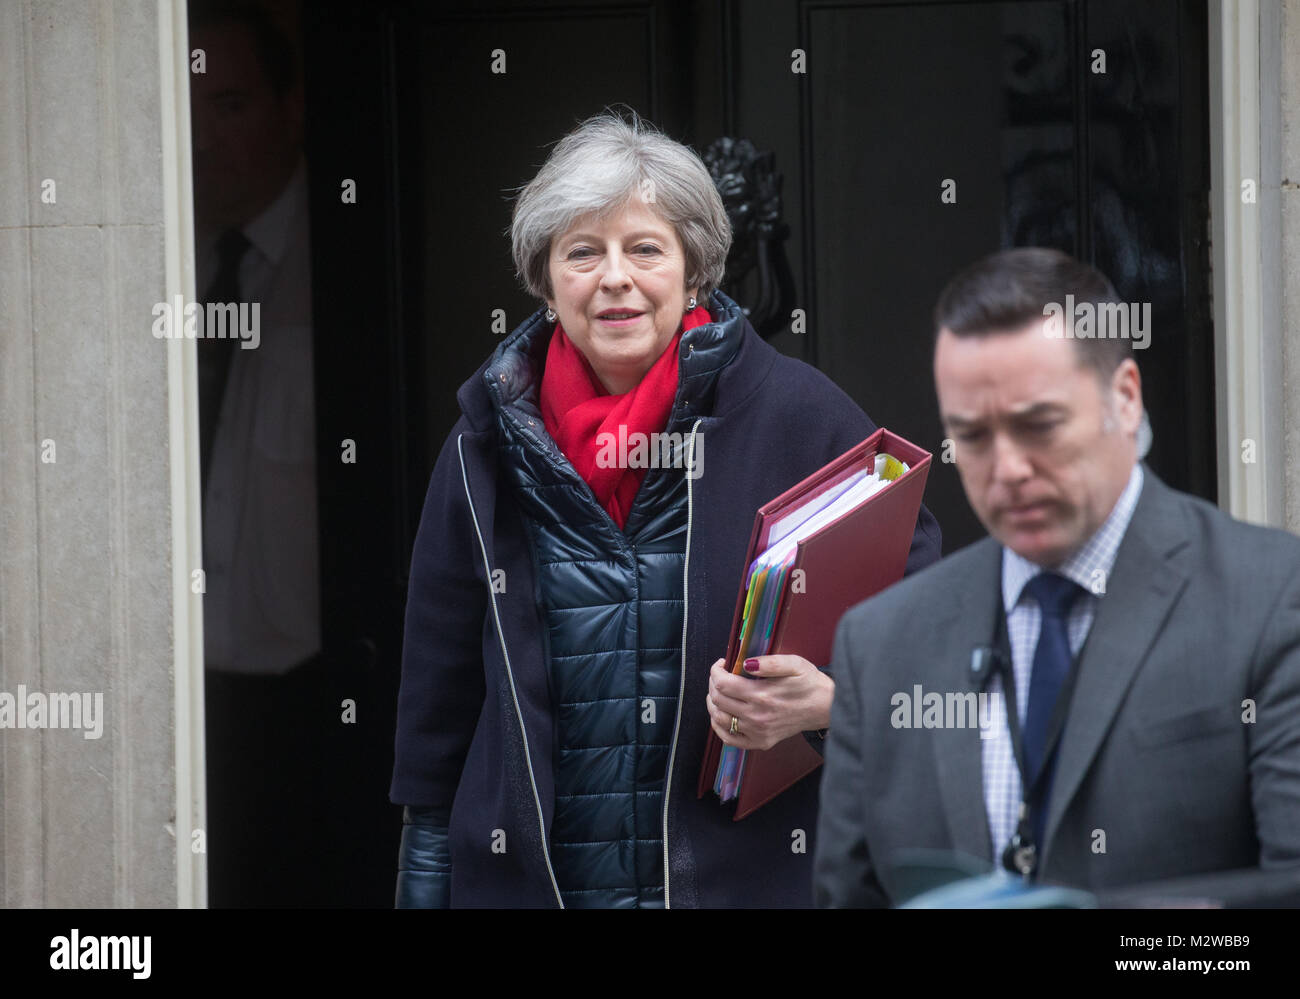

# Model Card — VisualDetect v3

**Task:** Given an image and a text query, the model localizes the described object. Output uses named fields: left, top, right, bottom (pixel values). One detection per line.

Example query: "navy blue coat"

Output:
left=390, top=293, right=943, bottom=907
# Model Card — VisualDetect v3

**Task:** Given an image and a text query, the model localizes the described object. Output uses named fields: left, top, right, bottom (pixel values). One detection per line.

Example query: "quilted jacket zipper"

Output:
left=662, top=417, right=703, bottom=908
left=458, top=434, right=564, bottom=908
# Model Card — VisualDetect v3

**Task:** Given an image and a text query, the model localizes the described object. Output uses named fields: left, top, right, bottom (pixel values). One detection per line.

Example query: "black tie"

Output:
left=198, top=229, right=251, bottom=495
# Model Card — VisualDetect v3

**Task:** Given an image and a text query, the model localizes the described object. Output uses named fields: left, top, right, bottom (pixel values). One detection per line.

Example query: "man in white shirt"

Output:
left=191, top=0, right=322, bottom=907
left=196, top=157, right=320, bottom=676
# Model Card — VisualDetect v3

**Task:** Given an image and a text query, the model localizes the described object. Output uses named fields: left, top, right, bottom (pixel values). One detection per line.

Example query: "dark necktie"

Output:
left=1022, top=571, right=1083, bottom=849
left=198, top=229, right=251, bottom=495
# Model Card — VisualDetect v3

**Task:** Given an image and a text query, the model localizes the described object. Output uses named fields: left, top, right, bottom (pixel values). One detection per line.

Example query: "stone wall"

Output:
left=0, top=0, right=201, bottom=908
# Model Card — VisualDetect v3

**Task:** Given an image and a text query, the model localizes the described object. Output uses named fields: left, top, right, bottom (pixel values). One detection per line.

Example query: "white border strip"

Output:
left=157, top=0, right=206, bottom=908
left=1210, top=0, right=1283, bottom=526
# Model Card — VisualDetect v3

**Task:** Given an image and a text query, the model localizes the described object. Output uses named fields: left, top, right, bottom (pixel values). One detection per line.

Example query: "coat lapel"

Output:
left=1042, top=471, right=1193, bottom=862
left=930, top=538, right=1003, bottom=864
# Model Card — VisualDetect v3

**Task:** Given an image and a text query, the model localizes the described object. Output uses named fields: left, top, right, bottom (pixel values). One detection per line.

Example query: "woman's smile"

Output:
left=594, top=308, right=646, bottom=327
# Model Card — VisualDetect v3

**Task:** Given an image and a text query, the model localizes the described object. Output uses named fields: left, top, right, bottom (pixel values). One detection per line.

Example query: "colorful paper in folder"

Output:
left=712, top=453, right=909, bottom=802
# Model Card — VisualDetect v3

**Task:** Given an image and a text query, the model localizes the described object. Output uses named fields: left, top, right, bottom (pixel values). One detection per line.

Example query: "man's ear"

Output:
left=1109, top=358, right=1143, bottom=435
left=1102, top=361, right=1144, bottom=434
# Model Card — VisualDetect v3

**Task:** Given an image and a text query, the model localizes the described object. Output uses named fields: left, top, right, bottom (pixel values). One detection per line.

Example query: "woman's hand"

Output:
left=706, top=655, right=834, bottom=751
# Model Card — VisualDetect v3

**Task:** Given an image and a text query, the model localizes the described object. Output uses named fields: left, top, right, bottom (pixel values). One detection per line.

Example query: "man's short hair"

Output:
left=933, top=247, right=1131, bottom=378
left=189, top=0, right=296, bottom=97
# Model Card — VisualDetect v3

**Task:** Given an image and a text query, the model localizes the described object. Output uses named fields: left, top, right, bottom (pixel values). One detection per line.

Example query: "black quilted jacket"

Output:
left=391, top=290, right=943, bottom=907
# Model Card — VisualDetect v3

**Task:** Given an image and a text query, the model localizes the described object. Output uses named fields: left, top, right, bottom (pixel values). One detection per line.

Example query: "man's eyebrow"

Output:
left=943, top=402, right=1068, bottom=428
left=1006, top=402, right=1068, bottom=419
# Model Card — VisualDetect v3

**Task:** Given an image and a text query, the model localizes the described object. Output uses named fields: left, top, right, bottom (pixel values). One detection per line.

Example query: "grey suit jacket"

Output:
left=814, top=467, right=1300, bottom=906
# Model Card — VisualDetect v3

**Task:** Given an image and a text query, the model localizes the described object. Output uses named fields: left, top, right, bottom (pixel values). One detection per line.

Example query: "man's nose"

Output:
left=990, top=432, right=1032, bottom=484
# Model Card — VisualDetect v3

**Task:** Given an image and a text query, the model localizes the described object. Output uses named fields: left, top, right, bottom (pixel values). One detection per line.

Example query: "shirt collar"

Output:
left=1002, top=462, right=1145, bottom=612
left=240, top=156, right=307, bottom=268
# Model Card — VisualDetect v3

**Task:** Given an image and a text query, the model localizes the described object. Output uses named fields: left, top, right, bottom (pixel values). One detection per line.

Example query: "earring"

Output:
left=545, top=307, right=557, bottom=322
left=685, top=296, right=697, bottom=312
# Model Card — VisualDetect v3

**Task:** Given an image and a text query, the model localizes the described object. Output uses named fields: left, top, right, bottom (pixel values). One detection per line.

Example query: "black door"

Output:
left=196, top=0, right=1214, bottom=906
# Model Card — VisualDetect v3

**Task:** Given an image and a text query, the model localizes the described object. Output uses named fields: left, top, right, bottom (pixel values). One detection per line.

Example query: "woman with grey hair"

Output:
left=390, top=111, right=941, bottom=908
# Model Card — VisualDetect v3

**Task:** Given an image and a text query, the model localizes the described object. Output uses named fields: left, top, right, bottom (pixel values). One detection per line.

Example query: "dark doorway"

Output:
left=311, top=0, right=1211, bottom=560
left=198, top=0, right=1213, bottom=906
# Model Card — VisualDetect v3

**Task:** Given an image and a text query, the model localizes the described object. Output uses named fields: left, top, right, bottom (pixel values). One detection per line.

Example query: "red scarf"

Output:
left=540, top=306, right=711, bottom=528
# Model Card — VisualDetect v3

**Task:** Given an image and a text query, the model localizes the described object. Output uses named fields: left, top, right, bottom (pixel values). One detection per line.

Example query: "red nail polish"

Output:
left=743, top=658, right=760, bottom=673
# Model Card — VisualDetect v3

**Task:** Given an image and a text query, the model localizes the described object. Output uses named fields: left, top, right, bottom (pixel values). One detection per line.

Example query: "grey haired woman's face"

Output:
left=546, top=199, right=697, bottom=395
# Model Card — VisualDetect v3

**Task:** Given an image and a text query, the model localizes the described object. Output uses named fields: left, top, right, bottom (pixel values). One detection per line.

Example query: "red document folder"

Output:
left=697, top=428, right=932, bottom=819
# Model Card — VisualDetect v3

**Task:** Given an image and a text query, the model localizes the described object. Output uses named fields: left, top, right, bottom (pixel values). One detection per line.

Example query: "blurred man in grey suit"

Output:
left=814, top=247, right=1300, bottom=906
